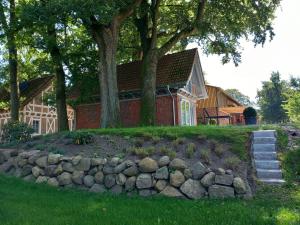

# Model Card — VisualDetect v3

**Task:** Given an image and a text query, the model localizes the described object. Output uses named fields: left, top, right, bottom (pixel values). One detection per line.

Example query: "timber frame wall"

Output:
left=0, top=85, right=75, bottom=135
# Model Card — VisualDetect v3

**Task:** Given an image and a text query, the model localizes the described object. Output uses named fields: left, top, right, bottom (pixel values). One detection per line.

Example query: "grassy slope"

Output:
left=0, top=175, right=299, bottom=225
left=68, top=126, right=258, bottom=160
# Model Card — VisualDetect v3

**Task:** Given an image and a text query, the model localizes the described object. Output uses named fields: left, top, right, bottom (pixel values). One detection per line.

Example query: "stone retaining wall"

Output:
left=0, top=149, right=252, bottom=199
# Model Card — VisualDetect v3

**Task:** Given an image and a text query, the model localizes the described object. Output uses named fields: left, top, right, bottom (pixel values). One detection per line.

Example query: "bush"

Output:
left=282, top=148, right=300, bottom=182
left=224, top=156, right=241, bottom=170
left=1, top=121, right=34, bottom=143
left=200, top=149, right=210, bottom=164
left=159, top=146, right=176, bottom=159
left=243, top=107, right=257, bottom=118
left=127, top=147, right=156, bottom=158
left=68, top=132, right=94, bottom=145
left=214, top=145, right=225, bottom=157
left=186, top=143, right=196, bottom=158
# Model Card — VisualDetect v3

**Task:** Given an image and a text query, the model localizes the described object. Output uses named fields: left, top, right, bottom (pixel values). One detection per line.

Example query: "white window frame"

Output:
left=180, top=99, right=192, bottom=126
left=32, top=119, right=41, bottom=135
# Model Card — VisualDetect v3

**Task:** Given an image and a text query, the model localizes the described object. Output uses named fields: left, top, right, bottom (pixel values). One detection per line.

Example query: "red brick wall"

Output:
left=75, top=95, right=179, bottom=129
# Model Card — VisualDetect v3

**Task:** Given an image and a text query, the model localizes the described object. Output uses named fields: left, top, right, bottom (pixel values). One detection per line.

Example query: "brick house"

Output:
left=0, top=76, right=75, bottom=135
left=197, top=85, right=245, bottom=125
left=72, top=49, right=208, bottom=128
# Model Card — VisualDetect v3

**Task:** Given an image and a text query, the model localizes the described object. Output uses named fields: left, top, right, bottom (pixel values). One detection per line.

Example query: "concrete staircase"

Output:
left=252, top=130, right=285, bottom=184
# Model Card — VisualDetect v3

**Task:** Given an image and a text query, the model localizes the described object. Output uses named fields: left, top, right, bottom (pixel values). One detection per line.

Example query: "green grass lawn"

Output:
left=0, top=175, right=299, bottom=225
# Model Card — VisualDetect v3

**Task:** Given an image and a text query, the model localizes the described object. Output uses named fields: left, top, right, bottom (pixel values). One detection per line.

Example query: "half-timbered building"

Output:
left=0, top=76, right=75, bottom=135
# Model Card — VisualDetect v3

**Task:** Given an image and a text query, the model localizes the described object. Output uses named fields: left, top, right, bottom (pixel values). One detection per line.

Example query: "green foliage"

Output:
left=243, top=107, right=257, bottom=118
left=214, top=145, right=225, bottom=157
left=128, top=146, right=156, bottom=158
left=283, top=91, right=300, bottom=124
left=257, top=72, right=289, bottom=123
left=282, top=148, right=300, bottom=183
left=67, top=132, right=94, bottom=145
left=1, top=121, right=34, bottom=143
left=224, top=156, right=241, bottom=170
left=200, top=149, right=210, bottom=164
left=186, top=143, right=196, bottom=158
left=225, top=89, right=252, bottom=106
left=152, top=136, right=161, bottom=144
left=159, top=146, right=176, bottom=159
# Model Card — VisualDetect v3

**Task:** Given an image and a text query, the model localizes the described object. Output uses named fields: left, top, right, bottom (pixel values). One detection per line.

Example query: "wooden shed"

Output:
left=197, top=85, right=245, bottom=125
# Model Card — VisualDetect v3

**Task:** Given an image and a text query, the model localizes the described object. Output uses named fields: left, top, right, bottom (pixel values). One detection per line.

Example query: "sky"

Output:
left=188, top=0, right=300, bottom=102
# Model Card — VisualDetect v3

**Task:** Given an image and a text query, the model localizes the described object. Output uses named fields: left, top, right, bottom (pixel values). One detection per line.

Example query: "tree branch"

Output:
left=117, top=0, right=142, bottom=24
left=158, top=0, right=206, bottom=57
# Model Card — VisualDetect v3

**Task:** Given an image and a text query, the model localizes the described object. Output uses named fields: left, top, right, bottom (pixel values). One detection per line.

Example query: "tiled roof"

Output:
left=0, top=75, right=54, bottom=108
left=117, top=48, right=197, bottom=92
left=69, top=48, right=198, bottom=99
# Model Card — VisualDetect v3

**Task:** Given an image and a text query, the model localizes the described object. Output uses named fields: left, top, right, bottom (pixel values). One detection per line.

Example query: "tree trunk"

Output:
left=92, top=22, right=121, bottom=128
left=140, top=49, right=158, bottom=126
left=47, top=25, right=69, bottom=132
left=8, top=36, right=19, bottom=121
left=8, top=0, right=19, bottom=121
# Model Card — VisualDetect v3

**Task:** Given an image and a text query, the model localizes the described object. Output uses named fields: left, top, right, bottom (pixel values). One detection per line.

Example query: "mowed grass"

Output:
left=0, top=175, right=299, bottom=225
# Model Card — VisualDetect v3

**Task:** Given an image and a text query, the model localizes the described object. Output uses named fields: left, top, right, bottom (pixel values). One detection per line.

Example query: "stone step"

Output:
left=259, top=178, right=286, bottom=185
left=253, top=144, right=276, bottom=152
left=253, top=130, right=276, bottom=138
left=253, top=152, right=277, bottom=160
left=256, top=169, right=283, bottom=179
left=253, top=137, right=276, bottom=144
left=255, top=160, right=280, bottom=170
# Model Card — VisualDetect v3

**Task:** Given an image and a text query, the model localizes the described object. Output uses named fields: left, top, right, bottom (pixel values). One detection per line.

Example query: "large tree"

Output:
left=63, top=0, right=142, bottom=128
left=0, top=0, right=20, bottom=121
left=257, top=71, right=289, bottom=123
left=225, top=89, right=252, bottom=106
left=132, top=0, right=280, bottom=125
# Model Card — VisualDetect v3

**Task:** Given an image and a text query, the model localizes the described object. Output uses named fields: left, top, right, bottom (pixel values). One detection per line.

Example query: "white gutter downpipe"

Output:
left=167, top=85, right=176, bottom=126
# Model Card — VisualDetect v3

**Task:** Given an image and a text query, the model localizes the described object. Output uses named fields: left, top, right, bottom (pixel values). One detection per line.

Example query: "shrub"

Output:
left=152, top=136, right=161, bottom=144
left=69, top=132, right=94, bottom=145
left=282, top=148, right=300, bottom=182
left=208, top=139, right=218, bottom=151
left=224, top=156, right=241, bottom=170
left=159, top=146, right=176, bottom=159
left=243, top=107, right=257, bottom=118
left=208, top=119, right=217, bottom=125
left=141, top=132, right=153, bottom=141
left=1, top=121, right=34, bottom=143
left=128, top=147, right=156, bottom=158
left=186, top=143, right=196, bottom=158
left=214, top=145, right=225, bottom=157
left=200, top=149, right=210, bottom=164
left=134, top=139, right=144, bottom=147
left=172, top=137, right=185, bottom=147
left=35, top=144, right=47, bottom=151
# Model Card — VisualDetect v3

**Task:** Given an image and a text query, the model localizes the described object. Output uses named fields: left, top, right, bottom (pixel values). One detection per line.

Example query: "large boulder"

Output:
left=91, top=158, right=107, bottom=166
left=109, top=157, right=120, bottom=167
left=155, top=166, right=169, bottom=180
left=180, top=179, right=206, bottom=199
left=233, top=177, right=247, bottom=194
left=90, top=184, right=106, bottom=193
left=208, top=185, right=235, bottom=198
left=36, top=176, right=48, bottom=184
left=138, top=157, right=158, bottom=173
left=158, top=156, right=170, bottom=167
left=48, top=154, right=61, bottom=165
left=125, top=176, right=136, bottom=192
left=136, top=173, right=153, bottom=189
left=57, top=172, right=72, bottom=186
left=104, top=174, right=116, bottom=188
left=0, top=161, right=13, bottom=173
left=62, top=162, right=74, bottom=173
left=35, top=156, right=48, bottom=168
left=123, top=164, right=138, bottom=176
left=215, top=174, right=234, bottom=186
left=155, top=180, right=167, bottom=192
left=191, top=162, right=206, bottom=179
left=83, top=175, right=95, bottom=188
left=94, top=171, right=104, bottom=184
left=72, top=155, right=82, bottom=165
left=169, top=158, right=187, bottom=171
left=72, top=171, right=84, bottom=185
left=74, top=158, right=91, bottom=171
left=21, top=165, right=33, bottom=177
left=110, top=185, right=123, bottom=194
left=116, top=173, right=127, bottom=185
left=103, top=165, right=114, bottom=174
left=170, top=170, right=185, bottom=187
left=32, top=166, right=42, bottom=178
left=48, top=177, right=59, bottom=187
left=200, top=172, right=215, bottom=188
left=0, top=151, right=6, bottom=164
left=160, top=186, right=183, bottom=198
